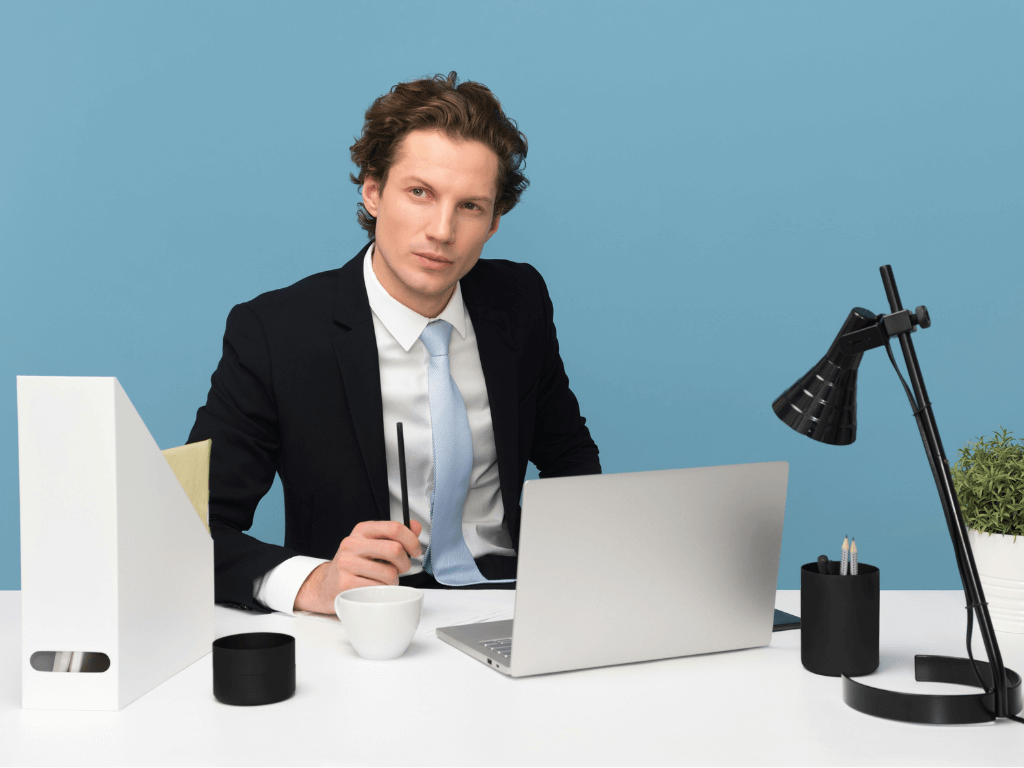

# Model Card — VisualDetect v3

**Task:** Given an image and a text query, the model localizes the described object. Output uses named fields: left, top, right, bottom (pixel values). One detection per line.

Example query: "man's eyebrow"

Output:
left=404, top=176, right=493, bottom=204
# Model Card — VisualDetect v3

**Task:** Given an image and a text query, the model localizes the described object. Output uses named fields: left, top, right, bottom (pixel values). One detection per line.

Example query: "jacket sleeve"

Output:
left=188, top=303, right=303, bottom=612
left=527, top=267, right=602, bottom=478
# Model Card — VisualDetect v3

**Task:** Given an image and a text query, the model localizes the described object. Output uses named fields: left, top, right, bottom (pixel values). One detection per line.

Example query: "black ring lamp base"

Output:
left=843, top=656, right=1022, bottom=725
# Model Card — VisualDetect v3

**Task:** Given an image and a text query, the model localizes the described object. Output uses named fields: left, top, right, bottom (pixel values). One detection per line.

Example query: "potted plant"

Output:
left=951, top=427, right=1024, bottom=634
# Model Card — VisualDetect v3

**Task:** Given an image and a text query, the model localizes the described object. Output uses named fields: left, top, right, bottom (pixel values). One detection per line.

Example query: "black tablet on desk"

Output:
left=773, top=609, right=800, bottom=631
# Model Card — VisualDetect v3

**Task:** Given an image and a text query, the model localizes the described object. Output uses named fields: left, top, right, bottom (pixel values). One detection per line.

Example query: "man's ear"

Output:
left=362, top=176, right=382, bottom=217
left=485, top=215, right=501, bottom=242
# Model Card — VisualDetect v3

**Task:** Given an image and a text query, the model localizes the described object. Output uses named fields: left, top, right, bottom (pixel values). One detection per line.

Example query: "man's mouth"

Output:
left=414, top=252, right=453, bottom=269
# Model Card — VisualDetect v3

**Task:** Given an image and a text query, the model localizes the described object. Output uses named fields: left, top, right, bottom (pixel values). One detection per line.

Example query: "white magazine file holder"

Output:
left=17, top=376, right=214, bottom=710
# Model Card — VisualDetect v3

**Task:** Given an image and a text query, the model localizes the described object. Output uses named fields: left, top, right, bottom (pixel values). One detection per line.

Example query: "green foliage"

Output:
left=951, top=427, right=1024, bottom=537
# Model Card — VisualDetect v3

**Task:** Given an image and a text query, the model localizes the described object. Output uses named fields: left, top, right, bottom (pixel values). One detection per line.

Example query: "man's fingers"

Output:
left=351, top=519, right=423, bottom=558
left=342, top=537, right=411, bottom=572
left=340, top=554, right=400, bottom=585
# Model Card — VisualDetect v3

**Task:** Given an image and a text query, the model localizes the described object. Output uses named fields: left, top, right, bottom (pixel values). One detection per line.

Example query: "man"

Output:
left=189, top=72, right=600, bottom=615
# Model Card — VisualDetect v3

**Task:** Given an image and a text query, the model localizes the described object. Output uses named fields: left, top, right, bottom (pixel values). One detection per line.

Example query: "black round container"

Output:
left=800, top=562, right=879, bottom=677
left=213, top=632, right=295, bottom=706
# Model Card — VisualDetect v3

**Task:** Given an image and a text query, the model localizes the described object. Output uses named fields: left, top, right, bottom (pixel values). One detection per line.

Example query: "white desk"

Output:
left=1, top=590, right=1022, bottom=766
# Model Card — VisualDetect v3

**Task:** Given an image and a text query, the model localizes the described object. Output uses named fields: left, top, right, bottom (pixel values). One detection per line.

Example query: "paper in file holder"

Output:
left=17, top=376, right=214, bottom=710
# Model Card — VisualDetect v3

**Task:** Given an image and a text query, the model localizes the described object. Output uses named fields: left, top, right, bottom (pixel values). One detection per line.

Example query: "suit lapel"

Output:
left=462, top=279, right=519, bottom=524
left=331, top=242, right=390, bottom=522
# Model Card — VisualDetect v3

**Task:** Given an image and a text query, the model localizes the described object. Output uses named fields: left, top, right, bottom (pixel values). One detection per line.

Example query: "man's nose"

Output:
left=425, top=205, right=455, bottom=243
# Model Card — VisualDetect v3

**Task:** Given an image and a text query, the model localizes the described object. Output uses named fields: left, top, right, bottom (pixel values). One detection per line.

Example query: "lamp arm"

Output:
left=879, top=266, right=1009, bottom=718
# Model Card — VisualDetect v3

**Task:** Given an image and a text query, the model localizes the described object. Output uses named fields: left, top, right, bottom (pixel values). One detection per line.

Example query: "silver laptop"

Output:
left=437, top=461, right=789, bottom=677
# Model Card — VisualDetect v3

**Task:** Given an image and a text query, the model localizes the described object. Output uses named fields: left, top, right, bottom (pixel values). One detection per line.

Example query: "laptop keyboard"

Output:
left=479, top=638, right=512, bottom=660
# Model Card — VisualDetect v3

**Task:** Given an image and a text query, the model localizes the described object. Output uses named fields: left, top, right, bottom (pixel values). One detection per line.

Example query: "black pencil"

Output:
left=396, top=422, right=410, bottom=528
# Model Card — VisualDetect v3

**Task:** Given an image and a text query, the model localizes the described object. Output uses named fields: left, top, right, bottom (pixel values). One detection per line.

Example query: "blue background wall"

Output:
left=2, top=1, right=1021, bottom=591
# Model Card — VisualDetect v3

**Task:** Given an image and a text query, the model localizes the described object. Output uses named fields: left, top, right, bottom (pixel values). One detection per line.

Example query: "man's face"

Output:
left=362, top=128, right=500, bottom=318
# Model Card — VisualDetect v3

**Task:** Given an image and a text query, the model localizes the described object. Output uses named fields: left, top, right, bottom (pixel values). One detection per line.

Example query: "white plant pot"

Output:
left=968, top=529, right=1024, bottom=634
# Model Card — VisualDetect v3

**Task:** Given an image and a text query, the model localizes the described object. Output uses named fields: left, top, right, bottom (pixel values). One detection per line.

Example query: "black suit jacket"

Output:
left=189, top=241, right=601, bottom=611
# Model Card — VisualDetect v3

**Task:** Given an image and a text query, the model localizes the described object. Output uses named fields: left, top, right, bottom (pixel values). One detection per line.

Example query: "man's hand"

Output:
left=293, top=520, right=423, bottom=614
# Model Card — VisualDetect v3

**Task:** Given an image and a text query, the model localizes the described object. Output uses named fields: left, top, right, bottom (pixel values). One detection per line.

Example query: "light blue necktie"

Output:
left=420, top=320, right=515, bottom=586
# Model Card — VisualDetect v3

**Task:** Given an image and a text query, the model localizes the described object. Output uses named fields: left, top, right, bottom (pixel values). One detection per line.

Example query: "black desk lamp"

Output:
left=772, top=264, right=1022, bottom=725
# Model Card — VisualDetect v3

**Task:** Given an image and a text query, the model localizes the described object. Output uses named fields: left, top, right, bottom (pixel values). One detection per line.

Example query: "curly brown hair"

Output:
left=349, top=72, right=529, bottom=239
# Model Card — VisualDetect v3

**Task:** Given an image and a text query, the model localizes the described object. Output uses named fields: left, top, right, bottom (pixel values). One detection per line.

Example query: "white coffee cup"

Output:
left=334, top=585, right=424, bottom=660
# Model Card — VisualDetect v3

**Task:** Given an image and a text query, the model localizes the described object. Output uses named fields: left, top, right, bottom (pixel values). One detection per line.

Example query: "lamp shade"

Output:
left=772, top=308, right=877, bottom=446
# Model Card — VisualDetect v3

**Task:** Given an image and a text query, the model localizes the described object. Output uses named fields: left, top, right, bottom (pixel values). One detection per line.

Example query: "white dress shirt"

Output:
left=253, top=243, right=515, bottom=613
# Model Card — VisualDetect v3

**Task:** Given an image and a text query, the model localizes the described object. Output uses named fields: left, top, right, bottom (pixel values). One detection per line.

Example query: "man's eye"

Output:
left=464, top=202, right=477, bottom=211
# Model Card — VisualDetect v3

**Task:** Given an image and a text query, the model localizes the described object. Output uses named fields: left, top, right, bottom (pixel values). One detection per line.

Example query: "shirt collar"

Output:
left=363, top=242, right=468, bottom=352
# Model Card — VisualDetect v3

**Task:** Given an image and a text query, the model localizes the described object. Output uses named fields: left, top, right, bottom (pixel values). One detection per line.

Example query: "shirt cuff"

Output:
left=253, top=556, right=329, bottom=616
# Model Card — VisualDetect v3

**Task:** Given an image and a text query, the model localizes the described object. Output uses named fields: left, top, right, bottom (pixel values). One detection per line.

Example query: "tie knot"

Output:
left=420, top=320, right=453, bottom=357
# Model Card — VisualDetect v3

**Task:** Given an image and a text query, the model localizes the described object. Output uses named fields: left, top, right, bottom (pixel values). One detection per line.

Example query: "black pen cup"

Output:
left=800, top=562, right=879, bottom=677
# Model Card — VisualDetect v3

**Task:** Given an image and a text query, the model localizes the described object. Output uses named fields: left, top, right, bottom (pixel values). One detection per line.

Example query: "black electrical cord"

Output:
left=883, top=334, right=1023, bottom=725
left=882, top=336, right=924, bottom=416
left=964, top=602, right=994, bottom=716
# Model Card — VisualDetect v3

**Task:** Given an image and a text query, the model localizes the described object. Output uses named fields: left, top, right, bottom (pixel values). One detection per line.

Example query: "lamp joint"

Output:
left=838, top=309, right=919, bottom=356
left=882, top=310, right=914, bottom=337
